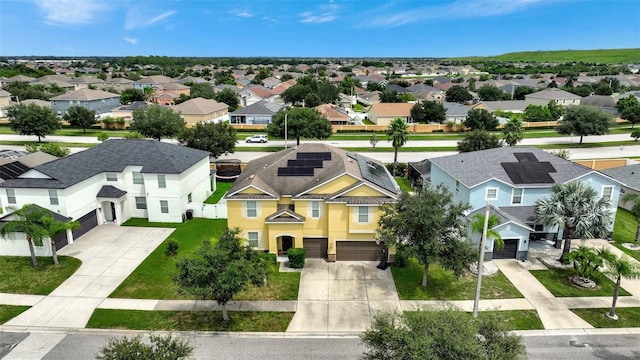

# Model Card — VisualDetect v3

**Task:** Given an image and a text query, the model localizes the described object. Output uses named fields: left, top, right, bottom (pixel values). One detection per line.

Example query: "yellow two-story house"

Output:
left=225, top=143, right=398, bottom=261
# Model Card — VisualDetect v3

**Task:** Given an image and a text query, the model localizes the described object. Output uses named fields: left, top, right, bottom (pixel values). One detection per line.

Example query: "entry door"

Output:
left=282, top=236, right=294, bottom=254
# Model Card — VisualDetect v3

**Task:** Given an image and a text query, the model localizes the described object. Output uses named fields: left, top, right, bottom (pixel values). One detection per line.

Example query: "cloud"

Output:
left=232, top=9, right=254, bottom=18
left=33, top=0, right=110, bottom=26
left=299, top=1, right=340, bottom=24
left=125, top=8, right=177, bottom=30
left=360, top=0, right=549, bottom=28
left=123, top=36, right=138, bottom=45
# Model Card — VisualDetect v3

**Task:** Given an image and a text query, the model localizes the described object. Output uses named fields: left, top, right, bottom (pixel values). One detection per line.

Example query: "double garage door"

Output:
left=492, top=239, right=519, bottom=259
left=336, top=241, right=381, bottom=261
left=52, top=210, right=98, bottom=250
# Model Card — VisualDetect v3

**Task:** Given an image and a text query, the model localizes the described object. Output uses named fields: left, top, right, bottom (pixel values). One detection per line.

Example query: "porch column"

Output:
left=66, top=228, right=74, bottom=245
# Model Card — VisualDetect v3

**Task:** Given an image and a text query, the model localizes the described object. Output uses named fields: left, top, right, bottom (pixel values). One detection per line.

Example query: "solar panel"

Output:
left=352, top=154, right=397, bottom=193
left=277, top=167, right=315, bottom=176
left=502, top=162, right=555, bottom=184
left=514, top=152, right=538, bottom=162
left=287, top=159, right=324, bottom=168
left=0, top=161, right=30, bottom=180
left=297, top=152, right=331, bottom=160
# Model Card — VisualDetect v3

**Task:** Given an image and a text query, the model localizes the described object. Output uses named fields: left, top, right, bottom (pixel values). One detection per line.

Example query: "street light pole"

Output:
left=284, top=112, right=288, bottom=149
left=473, top=201, right=491, bottom=318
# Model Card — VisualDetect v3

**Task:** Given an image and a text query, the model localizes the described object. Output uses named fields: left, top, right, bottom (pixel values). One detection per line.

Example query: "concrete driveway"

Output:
left=287, top=260, right=400, bottom=334
left=5, top=225, right=173, bottom=328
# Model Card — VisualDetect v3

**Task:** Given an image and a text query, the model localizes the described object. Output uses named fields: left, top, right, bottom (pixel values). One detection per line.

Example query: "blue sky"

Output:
left=1, top=0, right=639, bottom=57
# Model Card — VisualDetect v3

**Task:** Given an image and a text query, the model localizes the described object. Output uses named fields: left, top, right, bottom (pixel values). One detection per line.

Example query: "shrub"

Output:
left=123, top=132, right=144, bottom=139
left=165, top=240, right=179, bottom=256
left=97, top=132, right=109, bottom=142
left=392, top=246, right=408, bottom=268
left=287, top=248, right=306, bottom=268
left=385, top=162, right=407, bottom=176
left=431, top=129, right=444, bottom=133
left=632, top=130, right=640, bottom=141
left=96, top=334, right=193, bottom=360
left=259, top=251, right=277, bottom=265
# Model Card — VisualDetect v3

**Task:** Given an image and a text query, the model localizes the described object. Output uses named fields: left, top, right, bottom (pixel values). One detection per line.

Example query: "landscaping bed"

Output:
left=530, top=268, right=631, bottom=297
left=0, top=256, right=81, bottom=295
left=0, top=305, right=30, bottom=324
left=571, top=308, right=640, bottom=328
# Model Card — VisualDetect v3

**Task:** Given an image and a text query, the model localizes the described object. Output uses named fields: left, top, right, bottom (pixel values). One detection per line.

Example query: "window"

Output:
left=246, top=201, right=257, bottom=218
left=160, top=200, right=169, bottom=214
left=602, top=186, right=613, bottom=201
left=485, top=188, right=498, bottom=201
left=6, top=189, right=16, bottom=204
left=157, top=175, right=166, bottom=188
left=106, top=173, right=118, bottom=181
left=511, top=188, right=523, bottom=205
left=49, top=190, right=59, bottom=205
left=358, top=206, right=369, bottom=223
left=135, top=196, right=147, bottom=210
left=248, top=232, right=258, bottom=248
left=311, top=202, right=320, bottom=218
left=132, top=172, right=144, bottom=185
left=188, top=193, right=192, bottom=203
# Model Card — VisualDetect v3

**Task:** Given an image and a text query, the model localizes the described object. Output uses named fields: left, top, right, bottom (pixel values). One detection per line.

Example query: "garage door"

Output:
left=72, top=210, right=98, bottom=239
left=52, top=231, right=67, bottom=250
left=492, top=239, right=519, bottom=259
left=303, top=238, right=328, bottom=258
left=336, top=241, right=381, bottom=261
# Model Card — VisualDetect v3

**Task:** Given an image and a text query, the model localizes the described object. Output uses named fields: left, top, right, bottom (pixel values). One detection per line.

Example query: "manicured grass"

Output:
left=362, top=119, right=375, bottom=125
left=530, top=268, right=631, bottom=297
left=204, top=181, right=234, bottom=204
left=234, top=259, right=300, bottom=300
left=391, top=260, right=523, bottom=300
left=537, top=140, right=639, bottom=150
left=395, top=177, right=412, bottom=192
left=0, top=305, right=30, bottom=324
left=476, top=310, right=544, bottom=330
left=612, top=207, right=640, bottom=262
left=571, top=307, right=640, bottom=328
left=0, top=256, right=81, bottom=295
left=0, top=140, right=95, bottom=148
left=87, top=309, right=293, bottom=332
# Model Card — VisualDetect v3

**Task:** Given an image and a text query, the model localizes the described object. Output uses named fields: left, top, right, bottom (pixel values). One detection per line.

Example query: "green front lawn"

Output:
left=234, top=259, right=300, bottom=300
left=392, top=260, right=523, bottom=300
left=395, top=177, right=412, bottom=193
left=530, top=268, right=631, bottom=297
left=204, top=181, right=234, bottom=204
left=571, top=308, right=640, bottom=328
left=612, top=207, right=640, bottom=262
left=0, top=256, right=81, bottom=295
left=476, top=310, right=544, bottom=330
left=87, top=309, right=293, bottom=332
left=0, top=305, right=30, bottom=324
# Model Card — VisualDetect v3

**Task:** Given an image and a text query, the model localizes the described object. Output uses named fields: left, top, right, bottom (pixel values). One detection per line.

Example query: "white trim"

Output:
left=485, top=188, right=498, bottom=201
left=329, top=181, right=398, bottom=200
left=311, top=201, right=320, bottom=219
left=345, top=203, right=382, bottom=207
left=511, top=188, right=524, bottom=205
left=295, top=172, right=359, bottom=197
left=494, top=221, right=533, bottom=233
left=267, top=209, right=304, bottom=221
left=602, top=185, right=614, bottom=201
left=228, top=184, right=277, bottom=198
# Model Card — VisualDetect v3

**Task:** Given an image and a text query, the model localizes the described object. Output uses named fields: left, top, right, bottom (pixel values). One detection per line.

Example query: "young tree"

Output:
left=446, top=85, right=473, bottom=104
left=502, top=117, right=524, bottom=146
left=6, top=103, right=61, bottom=142
left=564, top=246, right=611, bottom=281
left=632, top=130, right=640, bottom=142
left=477, top=84, right=507, bottom=101
left=464, top=109, right=499, bottom=131
left=96, top=334, right=193, bottom=360
left=523, top=104, right=553, bottom=123
left=556, top=105, right=613, bottom=144
left=25, top=142, right=70, bottom=157
left=471, top=213, right=504, bottom=252
left=534, top=181, right=613, bottom=262
left=622, top=193, right=640, bottom=247
left=369, top=133, right=379, bottom=149
left=214, top=88, right=239, bottom=112
left=63, top=105, right=96, bottom=133
left=119, top=88, right=146, bottom=105
left=377, top=185, right=476, bottom=288
left=380, top=90, right=401, bottom=103
left=174, top=228, right=265, bottom=321
left=410, top=101, right=446, bottom=124
left=602, top=255, right=640, bottom=320
left=386, top=118, right=409, bottom=176
left=513, top=86, right=536, bottom=100
left=130, top=104, right=186, bottom=140
left=178, top=122, right=237, bottom=158
left=266, top=107, right=332, bottom=146
left=621, top=104, right=640, bottom=128
left=457, top=130, right=501, bottom=153
left=361, top=308, right=525, bottom=360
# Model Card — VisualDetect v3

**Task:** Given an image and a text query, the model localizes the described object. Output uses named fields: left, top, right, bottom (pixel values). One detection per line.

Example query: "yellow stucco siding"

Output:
left=348, top=205, right=379, bottom=234
left=267, top=223, right=304, bottom=252
left=341, top=185, right=388, bottom=197
left=308, top=174, right=358, bottom=194
left=297, top=200, right=326, bottom=235
left=226, top=199, right=277, bottom=232
left=238, top=186, right=267, bottom=195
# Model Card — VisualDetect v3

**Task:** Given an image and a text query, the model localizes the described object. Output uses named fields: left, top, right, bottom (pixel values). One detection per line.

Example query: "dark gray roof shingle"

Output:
left=601, top=164, right=640, bottom=191
left=96, top=185, right=127, bottom=198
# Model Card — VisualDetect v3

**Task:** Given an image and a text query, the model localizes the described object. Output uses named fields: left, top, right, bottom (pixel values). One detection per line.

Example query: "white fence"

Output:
left=189, top=199, right=228, bottom=219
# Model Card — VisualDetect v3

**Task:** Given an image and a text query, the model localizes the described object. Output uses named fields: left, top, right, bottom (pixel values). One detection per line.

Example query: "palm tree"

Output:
left=386, top=118, right=409, bottom=176
left=471, top=213, right=504, bottom=253
left=534, top=181, right=613, bottom=263
left=602, top=254, right=640, bottom=320
left=622, top=193, right=640, bottom=247
left=502, top=117, right=524, bottom=146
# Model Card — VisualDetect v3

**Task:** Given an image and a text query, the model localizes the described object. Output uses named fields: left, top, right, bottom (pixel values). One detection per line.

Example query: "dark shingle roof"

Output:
left=0, top=204, right=71, bottom=223
left=230, top=100, right=282, bottom=116
left=97, top=185, right=127, bottom=198
left=601, top=164, right=640, bottom=192
left=0, top=140, right=209, bottom=189
left=468, top=205, right=532, bottom=231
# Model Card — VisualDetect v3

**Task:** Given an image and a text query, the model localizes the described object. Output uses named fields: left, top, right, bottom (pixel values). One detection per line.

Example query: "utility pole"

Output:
left=284, top=111, right=288, bottom=149
left=473, top=202, right=491, bottom=318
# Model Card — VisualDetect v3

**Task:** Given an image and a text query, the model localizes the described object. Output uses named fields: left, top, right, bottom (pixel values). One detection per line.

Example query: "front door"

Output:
left=281, top=236, right=294, bottom=254
left=110, top=202, right=117, bottom=221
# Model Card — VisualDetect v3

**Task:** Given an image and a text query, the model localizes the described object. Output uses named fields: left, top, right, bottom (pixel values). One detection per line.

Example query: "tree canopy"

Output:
left=457, top=130, right=502, bottom=153
left=502, top=117, right=524, bottom=146
left=214, top=88, right=240, bottom=112
left=130, top=104, right=186, bottom=140
left=621, top=104, right=640, bottom=129
left=445, top=85, right=473, bottom=104
left=386, top=118, right=409, bottom=175
left=477, top=85, right=507, bottom=101
left=266, top=107, right=332, bottom=146
left=6, top=103, right=61, bottom=142
left=410, top=101, right=446, bottom=124
left=178, top=122, right=236, bottom=158
left=556, top=105, right=613, bottom=144
left=464, top=109, right=499, bottom=131
left=119, top=88, right=146, bottom=105
left=63, top=105, right=96, bottom=133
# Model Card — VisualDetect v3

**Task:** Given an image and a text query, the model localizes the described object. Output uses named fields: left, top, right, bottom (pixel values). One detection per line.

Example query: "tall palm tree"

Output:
left=386, top=117, right=409, bottom=176
left=622, top=193, right=640, bottom=247
left=471, top=213, right=504, bottom=252
left=603, top=254, right=640, bottom=320
left=502, top=117, right=524, bottom=146
left=535, top=181, right=613, bottom=262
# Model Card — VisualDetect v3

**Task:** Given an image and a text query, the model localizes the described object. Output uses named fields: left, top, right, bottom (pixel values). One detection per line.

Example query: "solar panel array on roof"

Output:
left=287, top=159, right=324, bottom=168
left=277, top=167, right=315, bottom=176
left=501, top=152, right=557, bottom=184
left=348, top=153, right=397, bottom=193
left=277, top=152, right=331, bottom=177
left=0, top=161, right=30, bottom=180
left=514, top=152, right=538, bottom=162
left=297, top=152, right=331, bottom=160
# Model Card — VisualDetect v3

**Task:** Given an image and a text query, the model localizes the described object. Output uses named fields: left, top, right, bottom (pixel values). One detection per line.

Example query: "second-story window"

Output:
left=6, top=189, right=16, bottom=204
left=246, top=201, right=257, bottom=218
left=49, top=190, right=59, bottom=205
left=358, top=206, right=369, bottom=223
left=311, top=202, right=320, bottom=218
left=602, top=186, right=613, bottom=201
left=157, top=174, right=166, bottom=188
left=106, top=173, right=118, bottom=181
left=133, top=172, right=144, bottom=185
left=511, top=188, right=523, bottom=205
left=485, top=188, right=498, bottom=201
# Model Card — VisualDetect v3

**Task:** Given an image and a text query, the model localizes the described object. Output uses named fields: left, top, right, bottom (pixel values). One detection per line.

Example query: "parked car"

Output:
left=245, top=134, right=268, bottom=143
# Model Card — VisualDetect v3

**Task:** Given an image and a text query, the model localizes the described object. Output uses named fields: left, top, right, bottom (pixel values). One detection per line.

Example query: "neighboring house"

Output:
left=0, top=139, right=212, bottom=256
left=315, top=104, right=351, bottom=125
left=239, top=85, right=277, bottom=107
left=30, top=76, right=75, bottom=91
left=67, top=76, right=105, bottom=90
left=525, top=88, right=582, bottom=107
left=50, top=88, right=121, bottom=116
left=581, top=95, right=618, bottom=114
left=102, top=77, right=134, bottom=92
left=20, top=99, right=51, bottom=109
left=225, top=143, right=398, bottom=261
left=443, top=102, right=471, bottom=124
left=427, top=147, right=621, bottom=260
left=131, top=75, right=176, bottom=90
left=367, top=103, right=413, bottom=126
left=151, top=83, right=190, bottom=105
left=111, top=101, right=148, bottom=122
left=472, top=100, right=527, bottom=114
left=0, top=89, right=11, bottom=117
left=357, top=91, right=381, bottom=106
left=601, top=163, right=640, bottom=212
left=229, top=100, right=282, bottom=125
left=173, top=97, right=229, bottom=126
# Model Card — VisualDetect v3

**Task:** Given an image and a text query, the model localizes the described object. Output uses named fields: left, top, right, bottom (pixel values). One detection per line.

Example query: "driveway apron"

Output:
left=5, top=225, right=173, bottom=328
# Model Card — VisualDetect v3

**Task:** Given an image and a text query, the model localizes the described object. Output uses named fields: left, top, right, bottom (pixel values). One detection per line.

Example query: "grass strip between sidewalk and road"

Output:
left=0, top=256, right=81, bottom=295
left=476, top=310, right=544, bottom=330
left=571, top=308, right=640, bottom=328
left=0, top=305, right=30, bottom=325
left=530, top=268, right=631, bottom=297
left=87, top=309, right=293, bottom=332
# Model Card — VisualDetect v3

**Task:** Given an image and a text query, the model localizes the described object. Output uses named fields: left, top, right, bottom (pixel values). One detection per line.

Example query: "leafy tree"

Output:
left=361, top=308, right=525, bottom=360
left=304, top=93, right=322, bottom=108
left=25, top=142, right=70, bottom=157
left=622, top=193, right=640, bottom=247
left=410, top=101, right=446, bottom=124
left=281, top=84, right=310, bottom=106
left=380, top=90, right=401, bottom=103
left=174, top=228, right=265, bottom=321
left=338, top=76, right=361, bottom=95
left=178, top=122, right=237, bottom=158
left=4, top=81, right=51, bottom=101
left=367, top=82, right=384, bottom=92
left=513, top=86, right=536, bottom=100
left=316, top=78, right=340, bottom=104
left=446, top=85, right=473, bottom=104
left=594, top=83, right=613, bottom=95
left=173, top=93, right=191, bottom=105
left=523, top=104, right=553, bottom=123
left=189, top=83, right=216, bottom=99
left=386, top=118, right=409, bottom=176
left=457, top=130, right=501, bottom=153
left=534, top=181, right=613, bottom=262
left=119, top=88, right=146, bottom=105
left=470, top=213, right=504, bottom=251
left=547, top=100, right=564, bottom=121
left=63, top=106, right=96, bottom=133
left=564, top=246, right=611, bottom=280
left=477, top=85, right=507, bottom=101
left=213, top=88, right=239, bottom=112
left=602, top=254, right=640, bottom=320
left=567, top=84, right=594, bottom=97
left=502, top=117, right=524, bottom=146
left=621, top=104, right=640, bottom=128
left=213, top=70, right=235, bottom=85
left=130, top=104, right=186, bottom=140
left=6, top=103, right=61, bottom=142
left=96, top=334, right=193, bottom=360
left=556, top=105, right=613, bottom=144
left=464, top=109, right=499, bottom=131
left=266, top=107, right=332, bottom=146
left=377, top=185, right=476, bottom=288
left=280, top=73, right=293, bottom=82
left=632, top=130, right=640, bottom=141
left=616, top=95, right=640, bottom=113
left=369, top=133, right=379, bottom=148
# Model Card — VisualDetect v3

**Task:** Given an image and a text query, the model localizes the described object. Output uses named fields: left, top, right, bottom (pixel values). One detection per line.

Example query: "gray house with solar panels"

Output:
left=425, top=147, right=621, bottom=260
